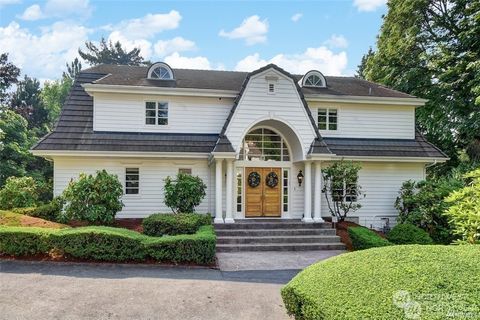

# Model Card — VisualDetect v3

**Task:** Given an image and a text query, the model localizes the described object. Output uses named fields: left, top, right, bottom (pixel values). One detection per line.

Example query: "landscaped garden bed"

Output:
left=282, top=245, right=480, bottom=320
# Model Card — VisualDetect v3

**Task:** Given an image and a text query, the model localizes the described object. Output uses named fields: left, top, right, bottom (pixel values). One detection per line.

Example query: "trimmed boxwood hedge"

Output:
left=0, top=225, right=216, bottom=264
left=281, top=245, right=480, bottom=320
left=348, top=226, right=392, bottom=250
left=142, top=213, right=212, bottom=236
left=386, top=223, right=434, bottom=245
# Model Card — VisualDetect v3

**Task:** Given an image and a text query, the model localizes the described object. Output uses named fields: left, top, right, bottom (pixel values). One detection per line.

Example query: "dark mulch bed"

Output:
left=335, top=220, right=387, bottom=251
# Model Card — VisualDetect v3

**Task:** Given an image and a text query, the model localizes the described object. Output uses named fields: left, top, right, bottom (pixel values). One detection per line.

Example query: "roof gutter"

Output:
left=304, top=94, right=428, bottom=106
left=31, top=150, right=210, bottom=159
left=82, top=83, right=238, bottom=98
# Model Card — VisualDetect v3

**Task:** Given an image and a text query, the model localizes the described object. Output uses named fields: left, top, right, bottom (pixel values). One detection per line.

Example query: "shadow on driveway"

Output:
left=0, top=259, right=299, bottom=284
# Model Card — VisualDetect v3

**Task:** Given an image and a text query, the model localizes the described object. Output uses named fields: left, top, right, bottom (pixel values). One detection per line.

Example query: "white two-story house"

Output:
left=32, top=62, right=447, bottom=229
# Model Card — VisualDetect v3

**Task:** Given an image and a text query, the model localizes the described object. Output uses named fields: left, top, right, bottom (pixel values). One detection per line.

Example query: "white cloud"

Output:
left=0, top=0, right=20, bottom=7
left=353, top=0, right=387, bottom=12
left=108, top=10, right=181, bottom=39
left=235, top=46, right=348, bottom=75
left=219, top=15, right=268, bottom=45
left=0, top=21, right=91, bottom=80
left=154, top=37, right=196, bottom=57
left=164, top=52, right=212, bottom=70
left=19, top=4, right=43, bottom=20
left=18, top=0, right=92, bottom=20
left=323, top=34, right=348, bottom=49
left=291, top=13, right=303, bottom=22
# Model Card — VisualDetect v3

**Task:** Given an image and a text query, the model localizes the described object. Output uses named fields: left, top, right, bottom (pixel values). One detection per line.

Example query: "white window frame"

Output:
left=318, top=108, right=338, bottom=131
left=282, top=168, right=290, bottom=213
left=178, top=168, right=192, bottom=175
left=239, top=127, right=291, bottom=162
left=125, top=167, right=140, bottom=196
left=236, top=167, right=243, bottom=213
left=145, top=101, right=169, bottom=126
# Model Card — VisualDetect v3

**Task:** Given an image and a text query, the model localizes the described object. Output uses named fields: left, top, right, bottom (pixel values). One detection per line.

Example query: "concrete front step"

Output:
left=215, top=222, right=332, bottom=230
left=217, top=235, right=341, bottom=244
left=216, top=243, right=346, bottom=252
left=215, top=228, right=337, bottom=237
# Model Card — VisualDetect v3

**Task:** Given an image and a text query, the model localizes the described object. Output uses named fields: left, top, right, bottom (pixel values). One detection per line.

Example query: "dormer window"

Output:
left=301, top=70, right=327, bottom=88
left=147, top=62, right=174, bottom=80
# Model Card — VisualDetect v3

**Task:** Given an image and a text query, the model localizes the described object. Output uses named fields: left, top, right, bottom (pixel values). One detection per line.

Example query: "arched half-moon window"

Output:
left=239, top=127, right=290, bottom=161
left=147, top=62, right=174, bottom=80
left=301, top=70, right=327, bottom=88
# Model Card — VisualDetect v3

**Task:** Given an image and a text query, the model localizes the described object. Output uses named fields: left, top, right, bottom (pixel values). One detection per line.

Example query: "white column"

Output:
left=214, top=158, right=224, bottom=224
left=302, top=161, right=313, bottom=222
left=224, top=159, right=235, bottom=223
left=313, top=162, right=325, bottom=223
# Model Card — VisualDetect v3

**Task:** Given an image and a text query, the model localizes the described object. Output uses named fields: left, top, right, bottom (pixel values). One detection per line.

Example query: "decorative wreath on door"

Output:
left=266, top=171, right=279, bottom=188
left=248, top=171, right=261, bottom=188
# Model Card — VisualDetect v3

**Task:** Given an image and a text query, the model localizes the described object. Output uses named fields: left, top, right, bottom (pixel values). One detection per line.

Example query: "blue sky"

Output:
left=0, top=0, right=387, bottom=81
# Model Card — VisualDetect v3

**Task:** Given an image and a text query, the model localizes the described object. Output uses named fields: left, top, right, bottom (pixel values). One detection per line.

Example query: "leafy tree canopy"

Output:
left=78, top=37, right=148, bottom=66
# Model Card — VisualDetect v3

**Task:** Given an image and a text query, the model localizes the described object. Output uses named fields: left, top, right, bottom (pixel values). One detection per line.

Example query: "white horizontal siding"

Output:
left=318, top=162, right=425, bottom=229
left=308, top=102, right=415, bottom=139
left=225, top=69, right=317, bottom=159
left=53, top=157, right=213, bottom=218
left=93, top=93, right=233, bottom=134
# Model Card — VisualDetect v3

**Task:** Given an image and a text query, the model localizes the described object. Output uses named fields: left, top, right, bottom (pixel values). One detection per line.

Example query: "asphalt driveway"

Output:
left=0, top=260, right=295, bottom=320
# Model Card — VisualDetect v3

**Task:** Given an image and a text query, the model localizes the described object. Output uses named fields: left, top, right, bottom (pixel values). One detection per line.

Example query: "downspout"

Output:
left=423, top=160, right=438, bottom=179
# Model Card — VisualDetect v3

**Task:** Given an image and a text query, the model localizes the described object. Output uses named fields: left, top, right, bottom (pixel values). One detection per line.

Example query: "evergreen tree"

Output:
left=63, top=57, right=82, bottom=80
left=78, top=37, right=147, bottom=66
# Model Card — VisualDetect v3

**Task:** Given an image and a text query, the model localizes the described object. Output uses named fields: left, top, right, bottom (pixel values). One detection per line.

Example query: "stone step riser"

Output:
left=217, top=236, right=341, bottom=244
left=215, top=223, right=332, bottom=230
left=216, top=243, right=346, bottom=252
left=215, top=229, right=337, bottom=236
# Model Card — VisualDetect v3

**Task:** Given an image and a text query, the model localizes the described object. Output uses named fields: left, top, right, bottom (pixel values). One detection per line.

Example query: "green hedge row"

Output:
left=0, top=225, right=216, bottom=264
left=142, top=213, right=212, bottom=236
left=348, top=226, right=392, bottom=250
left=282, top=245, right=480, bottom=320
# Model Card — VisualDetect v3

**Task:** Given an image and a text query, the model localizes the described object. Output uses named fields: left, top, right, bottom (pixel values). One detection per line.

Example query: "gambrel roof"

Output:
left=31, top=64, right=448, bottom=160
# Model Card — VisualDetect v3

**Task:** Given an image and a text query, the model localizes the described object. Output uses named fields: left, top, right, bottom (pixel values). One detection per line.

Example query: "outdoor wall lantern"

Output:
left=297, top=170, right=304, bottom=187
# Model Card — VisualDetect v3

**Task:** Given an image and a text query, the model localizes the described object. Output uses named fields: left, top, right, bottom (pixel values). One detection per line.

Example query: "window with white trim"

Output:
left=178, top=168, right=192, bottom=175
left=239, top=128, right=290, bottom=161
left=318, top=108, right=337, bottom=130
left=145, top=102, right=168, bottom=125
left=283, top=169, right=289, bottom=212
left=236, top=168, right=243, bottom=212
left=332, top=179, right=357, bottom=202
left=125, top=168, right=139, bottom=195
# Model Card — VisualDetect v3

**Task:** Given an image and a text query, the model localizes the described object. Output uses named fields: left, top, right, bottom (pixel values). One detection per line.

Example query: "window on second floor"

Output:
left=318, top=108, right=337, bottom=131
left=145, top=101, right=168, bottom=125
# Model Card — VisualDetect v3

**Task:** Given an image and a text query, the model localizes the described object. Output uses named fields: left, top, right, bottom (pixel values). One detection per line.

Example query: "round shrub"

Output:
left=281, top=246, right=480, bottom=320
left=0, top=176, right=39, bottom=210
left=60, top=170, right=123, bottom=225
left=164, top=173, right=207, bottom=213
left=387, top=223, right=433, bottom=245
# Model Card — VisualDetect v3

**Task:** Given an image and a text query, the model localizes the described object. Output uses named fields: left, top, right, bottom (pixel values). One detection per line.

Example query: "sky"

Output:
left=0, top=0, right=388, bottom=82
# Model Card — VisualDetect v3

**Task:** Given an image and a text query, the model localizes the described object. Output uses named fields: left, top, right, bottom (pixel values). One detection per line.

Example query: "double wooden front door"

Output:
left=245, top=167, right=282, bottom=217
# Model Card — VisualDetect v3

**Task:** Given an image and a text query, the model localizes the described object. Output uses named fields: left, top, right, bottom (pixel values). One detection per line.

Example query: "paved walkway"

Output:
left=217, top=250, right=346, bottom=271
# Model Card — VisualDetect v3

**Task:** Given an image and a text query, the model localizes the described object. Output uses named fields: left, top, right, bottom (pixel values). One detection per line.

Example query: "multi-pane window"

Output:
left=125, top=168, right=139, bottom=195
left=178, top=168, right=192, bottom=175
left=283, top=169, right=289, bottom=212
left=268, top=83, right=275, bottom=94
left=145, top=102, right=168, bottom=125
left=331, top=179, right=357, bottom=202
left=236, top=168, right=243, bottom=212
left=239, top=128, right=290, bottom=161
left=318, top=108, right=337, bottom=130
